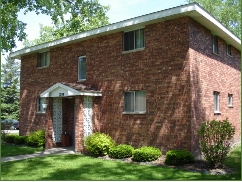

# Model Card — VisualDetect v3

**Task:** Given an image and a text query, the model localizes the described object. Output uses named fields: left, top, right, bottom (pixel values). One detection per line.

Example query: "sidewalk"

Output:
left=1, top=147, right=76, bottom=162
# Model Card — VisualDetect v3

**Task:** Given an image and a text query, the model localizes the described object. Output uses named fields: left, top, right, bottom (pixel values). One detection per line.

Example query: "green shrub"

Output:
left=165, top=150, right=195, bottom=166
left=132, top=146, right=161, bottom=162
left=26, top=129, right=45, bottom=147
left=14, top=135, right=28, bottom=145
left=84, top=132, right=115, bottom=156
left=5, top=134, right=17, bottom=143
left=198, top=118, right=235, bottom=168
left=108, top=144, right=134, bottom=159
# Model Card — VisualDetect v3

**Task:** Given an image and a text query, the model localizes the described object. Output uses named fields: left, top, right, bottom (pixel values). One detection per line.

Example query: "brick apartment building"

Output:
left=10, top=3, right=241, bottom=158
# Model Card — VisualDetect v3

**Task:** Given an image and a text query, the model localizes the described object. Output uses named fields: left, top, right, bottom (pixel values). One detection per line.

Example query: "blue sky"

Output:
left=2, top=0, right=187, bottom=61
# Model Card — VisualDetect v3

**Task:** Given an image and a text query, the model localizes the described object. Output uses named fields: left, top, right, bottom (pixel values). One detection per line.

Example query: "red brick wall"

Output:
left=188, top=18, right=241, bottom=158
left=19, top=16, right=240, bottom=157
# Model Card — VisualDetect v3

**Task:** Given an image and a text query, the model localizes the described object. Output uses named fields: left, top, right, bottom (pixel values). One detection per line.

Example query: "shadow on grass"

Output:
left=1, top=143, right=43, bottom=157
left=1, top=154, right=240, bottom=180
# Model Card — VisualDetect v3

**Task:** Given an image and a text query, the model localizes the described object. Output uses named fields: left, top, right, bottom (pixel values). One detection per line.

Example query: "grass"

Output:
left=1, top=143, right=44, bottom=157
left=1, top=144, right=241, bottom=180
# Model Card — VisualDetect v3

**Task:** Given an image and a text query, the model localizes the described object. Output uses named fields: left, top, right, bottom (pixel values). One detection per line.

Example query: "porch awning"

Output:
left=40, top=82, right=102, bottom=97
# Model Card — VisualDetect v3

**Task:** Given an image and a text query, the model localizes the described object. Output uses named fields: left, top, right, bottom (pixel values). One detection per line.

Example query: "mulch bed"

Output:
left=96, top=155, right=234, bottom=175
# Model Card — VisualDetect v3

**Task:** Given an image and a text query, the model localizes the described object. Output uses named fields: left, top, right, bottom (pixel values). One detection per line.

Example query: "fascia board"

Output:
left=10, top=3, right=241, bottom=59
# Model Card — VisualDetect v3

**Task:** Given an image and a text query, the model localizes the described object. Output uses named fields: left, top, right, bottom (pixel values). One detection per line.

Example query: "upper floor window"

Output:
left=78, top=56, right=86, bottom=81
left=37, top=98, right=46, bottom=113
left=226, top=44, right=232, bottom=56
left=214, top=91, right=220, bottom=113
left=123, top=28, right=144, bottom=51
left=124, top=90, right=146, bottom=113
left=228, top=94, right=233, bottom=107
left=38, top=51, right=50, bottom=67
left=212, top=35, right=218, bottom=54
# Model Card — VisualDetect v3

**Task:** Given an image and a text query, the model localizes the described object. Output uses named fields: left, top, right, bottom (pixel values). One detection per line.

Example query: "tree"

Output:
left=23, top=8, right=109, bottom=48
left=186, top=0, right=241, bottom=39
left=1, top=56, right=20, bottom=120
left=1, top=0, right=110, bottom=52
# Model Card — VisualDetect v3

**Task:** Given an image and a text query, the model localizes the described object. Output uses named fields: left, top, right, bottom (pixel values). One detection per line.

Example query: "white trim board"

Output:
left=40, top=83, right=102, bottom=97
left=10, top=3, right=241, bottom=60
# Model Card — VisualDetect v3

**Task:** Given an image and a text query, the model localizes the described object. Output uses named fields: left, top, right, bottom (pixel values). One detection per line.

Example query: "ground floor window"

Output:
left=214, top=91, right=220, bottom=113
left=124, top=90, right=146, bottom=113
left=37, top=98, right=46, bottom=113
left=228, top=94, right=233, bottom=107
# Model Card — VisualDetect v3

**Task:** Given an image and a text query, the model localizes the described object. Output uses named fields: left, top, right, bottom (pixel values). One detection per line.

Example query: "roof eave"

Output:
left=10, top=3, right=241, bottom=60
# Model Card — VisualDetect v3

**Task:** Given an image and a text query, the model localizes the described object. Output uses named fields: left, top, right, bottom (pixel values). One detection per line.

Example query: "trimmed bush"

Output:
left=14, top=135, right=28, bottom=145
left=198, top=118, right=235, bottom=168
left=84, top=132, right=115, bottom=156
left=26, top=129, right=45, bottom=147
left=5, top=134, right=17, bottom=143
left=108, top=144, right=134, bottom=159
left=165, top=150, right=195, bottom=166
left=132, top=146, right=161, bottom=162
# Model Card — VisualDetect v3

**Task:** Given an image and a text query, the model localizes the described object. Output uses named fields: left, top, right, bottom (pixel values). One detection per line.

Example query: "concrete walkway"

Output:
left=1, top=147, right=76, bottom=162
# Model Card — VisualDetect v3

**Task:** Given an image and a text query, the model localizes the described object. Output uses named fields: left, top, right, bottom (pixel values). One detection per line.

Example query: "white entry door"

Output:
left=52, top=98, right=62, bottom=142
left=83, top=96, right=93, bottom=138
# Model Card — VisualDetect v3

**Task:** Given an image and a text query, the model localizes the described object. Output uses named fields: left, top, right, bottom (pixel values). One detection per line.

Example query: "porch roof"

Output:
left=40, top=82, right=102, bottom=97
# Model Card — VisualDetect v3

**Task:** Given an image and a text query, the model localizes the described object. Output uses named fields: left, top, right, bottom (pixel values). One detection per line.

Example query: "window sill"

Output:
left=122, top=47, right=145, bottom=54
left=36, top=112, right=46, bottom=114
left=212, top=52, right=219, bottom=56
left=228, top=105, right=234, bottom=108
left=77, top=79, right=86, bottom=82
left=214, top=111, right=221, bottom=115
left=123, top=111, right=146, bottom=115
left=37, top=65, right=49, bottom=69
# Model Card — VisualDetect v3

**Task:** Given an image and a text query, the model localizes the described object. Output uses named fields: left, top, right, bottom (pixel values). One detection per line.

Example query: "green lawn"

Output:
left=1, top=143, right=43, bottom=157
left=1, top=144, right=241, bottom=180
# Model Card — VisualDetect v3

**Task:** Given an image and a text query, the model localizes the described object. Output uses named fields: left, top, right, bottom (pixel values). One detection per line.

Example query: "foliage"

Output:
left=2, top=0, right=110, bottom=52
left=1, top=125, right=11, bottom=141
left=165, top=150, right=195, bottom=166
left=132, top=146, right=161, bottom=162
left=84, top=132, right=115, bottom=156
left=197, top=118, right=235, bottom=168
left=108, top=144, right=134, bottom=159
left=14, top=135, right=28, bottom=145
left=1, top=56, right=20, bottom=120
left=1, top=144, right=241, bottom=180
left=186, top=0, right=241, bottom=39
left=26, top=129, right=45, bottom=147
left=5, top=134, right=18, bottom=143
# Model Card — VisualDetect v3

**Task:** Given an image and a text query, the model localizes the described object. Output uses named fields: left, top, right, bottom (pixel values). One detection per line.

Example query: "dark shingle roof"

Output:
left=61, top=82, right=100, bottom=92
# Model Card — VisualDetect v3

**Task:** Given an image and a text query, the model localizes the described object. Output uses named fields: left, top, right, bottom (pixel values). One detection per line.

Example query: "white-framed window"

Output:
left=123, top=28, right=144, bottom=51
left=214, top=91, right=220, bottom=113
left=226, top=44, right=232, bottom=56
left=38, top=51, right=50, bottom=67
left=228, top=94, right=233, bottom=107
left=37, top=98, right=46, bottom=113
left=124, top=90, right=146, bottom=113
left=78, top=56, right=86, bottom=81
left=212, top=35, right=218, bottom=54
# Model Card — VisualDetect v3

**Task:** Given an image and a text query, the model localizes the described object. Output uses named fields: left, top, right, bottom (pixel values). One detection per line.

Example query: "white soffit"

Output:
left=40, top=83, right=102, bottom=97
left=10, top=3, right=241, bottom=59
